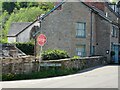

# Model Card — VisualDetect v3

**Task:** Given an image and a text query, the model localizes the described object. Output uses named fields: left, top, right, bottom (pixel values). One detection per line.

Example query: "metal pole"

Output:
left=40, top=46, right=42, bottom=62
left=38, top=45, right=42, bottom=71
left=90, top=10, right=93, bottom=56
left=34, top=36, right=37, bottom=61
left=38, top=19, right=42, bottom=71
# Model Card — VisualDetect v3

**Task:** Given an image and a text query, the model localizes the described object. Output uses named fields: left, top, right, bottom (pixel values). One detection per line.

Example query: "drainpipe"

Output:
left=90, top=10, right=93, bottom=56
left=34, top=34, right=37, bottom=61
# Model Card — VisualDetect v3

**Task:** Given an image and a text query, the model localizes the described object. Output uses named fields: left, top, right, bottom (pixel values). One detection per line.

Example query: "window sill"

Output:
left=76, top=36, right=86, bottom=38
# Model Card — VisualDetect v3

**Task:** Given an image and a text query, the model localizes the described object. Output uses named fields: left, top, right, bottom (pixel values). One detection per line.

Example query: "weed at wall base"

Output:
left=2, top=68, right=77, bottom=81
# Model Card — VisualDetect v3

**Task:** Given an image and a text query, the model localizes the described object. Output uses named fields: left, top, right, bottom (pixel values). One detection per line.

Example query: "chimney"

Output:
left=85, top=2, right=105, bottom=11
left=54, top=2, right=62, bottom=10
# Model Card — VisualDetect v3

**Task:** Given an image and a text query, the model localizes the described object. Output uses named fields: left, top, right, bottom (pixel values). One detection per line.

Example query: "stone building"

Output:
left=8, top=2, right=120, bottom=63
left=35, top=2, right=120, bottom=63
left=7, top=22, right=39, bottom=43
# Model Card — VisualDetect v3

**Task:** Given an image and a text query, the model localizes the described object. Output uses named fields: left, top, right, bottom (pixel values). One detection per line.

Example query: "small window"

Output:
left=76, top=22, right=86, bottom=38
left=112, top=25, right=118, bottom=38
left=91, top=46, right=95, bottom=56
left=76, top=45, right=86, bottom=57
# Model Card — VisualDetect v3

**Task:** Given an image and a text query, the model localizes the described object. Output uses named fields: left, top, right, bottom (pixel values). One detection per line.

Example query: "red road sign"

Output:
left=37, top=34, right=47, bottom=46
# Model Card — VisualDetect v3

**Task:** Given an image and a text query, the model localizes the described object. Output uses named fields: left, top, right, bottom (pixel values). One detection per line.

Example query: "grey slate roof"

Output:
left=8, top=22, right=32, bottom=37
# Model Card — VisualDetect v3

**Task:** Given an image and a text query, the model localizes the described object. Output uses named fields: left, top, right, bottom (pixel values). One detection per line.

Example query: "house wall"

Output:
left=8, top=37, right=16, bottom=43
left=118, top=18, right=120, bottom=43
left=95, top=15, right=111, bottom=61
left=110, top=25, right=119, bottom=44
left=105, top=7, right=118, bottom=23
left=119, top=27, right=120, bottom=43
left=104, top=4, right=119, bottom=45
left=106, top=4, right=120, bottom=62
left=37, top=2, right=94, bottom=57
left=17, top=22, right=38, bottom=43
left=95, top=4, right=120, bottom=62
left=35, top=2, right=119, bottom=62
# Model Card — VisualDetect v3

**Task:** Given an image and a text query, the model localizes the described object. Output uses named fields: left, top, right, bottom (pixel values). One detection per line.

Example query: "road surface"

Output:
left=0, top=65, right=119, bottom=88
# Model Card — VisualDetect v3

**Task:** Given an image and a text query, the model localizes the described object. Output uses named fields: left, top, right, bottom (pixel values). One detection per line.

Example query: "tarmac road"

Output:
left=0, top=65, right=119, bottom=88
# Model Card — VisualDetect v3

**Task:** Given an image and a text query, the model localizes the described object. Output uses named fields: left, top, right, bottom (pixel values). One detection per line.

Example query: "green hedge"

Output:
left=2, top=69, right=78, bottom=81
left=42, top=49, right=70, bottom=60
left=16, top=43, right=34, bottom=55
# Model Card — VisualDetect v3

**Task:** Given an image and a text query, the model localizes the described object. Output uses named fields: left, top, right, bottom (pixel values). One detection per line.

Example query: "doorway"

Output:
left=112, top=45, right=119, bottom=63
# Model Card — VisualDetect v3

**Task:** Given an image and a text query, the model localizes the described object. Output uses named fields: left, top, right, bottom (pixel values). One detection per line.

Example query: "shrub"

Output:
left=2, top=69, right=78, bottom=81
left=2, top=73, right=15, bottom=81
left=16, top=42, right=34, bottom=55
left=110, top=51, right=115, bottom=57
left=42, top=49, right=70, bottom=60
left=72, top=56, right=80, bottom=60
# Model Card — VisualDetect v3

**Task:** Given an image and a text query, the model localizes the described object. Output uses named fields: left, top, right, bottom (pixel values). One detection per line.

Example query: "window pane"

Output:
left=78, top=30, right=82, bottom=36
left=81, top=30, right=84, bottom=37
left=76, top=22, right=86, bottom=37
left=112, top=25, right=118, bottom=37
left=76, top=45, right=86, bottom=57
left=78, top=23, right=84, bottom=29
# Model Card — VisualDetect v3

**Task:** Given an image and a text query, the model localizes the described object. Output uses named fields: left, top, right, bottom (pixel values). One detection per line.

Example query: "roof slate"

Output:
left=8, top=22, right=32, bottom=37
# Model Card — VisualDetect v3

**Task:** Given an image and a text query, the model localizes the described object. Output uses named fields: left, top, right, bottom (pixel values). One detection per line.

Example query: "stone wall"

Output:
left=2, top=56, right=35, bottom=74
left=40, top=56, right=107, bottom=71
left=1, top=56, right=107, bottom=75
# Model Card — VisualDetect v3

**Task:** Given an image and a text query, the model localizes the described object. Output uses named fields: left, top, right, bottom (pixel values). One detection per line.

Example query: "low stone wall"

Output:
left=2, top=56, right=35, bottom=74
left=1, top=56, right=107, bottom=74
left=40, top=56, right=107, bottom=71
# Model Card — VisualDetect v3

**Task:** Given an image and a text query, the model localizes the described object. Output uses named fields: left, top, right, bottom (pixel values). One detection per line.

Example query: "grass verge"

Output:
left=2, top=68, right=78, bottom=81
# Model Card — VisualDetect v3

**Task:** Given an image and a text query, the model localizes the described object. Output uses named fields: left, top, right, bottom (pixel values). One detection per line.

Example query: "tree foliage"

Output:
left=16, top=42, right=34, bottom=55
left=0, top=11, right=9, bottom=42
left=1, top=2, right=54, bottom=43
left=42, top=49, right=70, bottom=60
left=5, top=7, right=45, bottom=33
left=2, top=2, right=16, bottom=14
left=2, top=2, right=54, bottom=14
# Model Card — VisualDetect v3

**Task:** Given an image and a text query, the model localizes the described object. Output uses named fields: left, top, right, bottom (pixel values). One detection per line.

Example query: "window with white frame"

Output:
left=76, top=22, right=86, bottom=38
left=76, top=45, right=86, bottom=57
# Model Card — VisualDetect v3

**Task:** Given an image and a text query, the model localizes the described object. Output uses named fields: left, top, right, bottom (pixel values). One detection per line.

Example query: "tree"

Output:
left=2, top=7, right=46, bottom=43
left=2, top=2, right=16, bottom=14
left=2, top=2, right=54, bottom=14
left=0, top=11, right=9, bottom=43
left=38, top=2, right=54, bottom=11
left=1, top=2, right=54, bottom=43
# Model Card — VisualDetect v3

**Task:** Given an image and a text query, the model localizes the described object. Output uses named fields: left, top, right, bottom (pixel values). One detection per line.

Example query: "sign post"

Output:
left=37, top=34, right=47, bottom=71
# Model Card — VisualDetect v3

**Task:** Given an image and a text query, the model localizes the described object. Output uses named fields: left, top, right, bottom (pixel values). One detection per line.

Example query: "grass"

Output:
left=2, top=68, right=79, bottom=81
